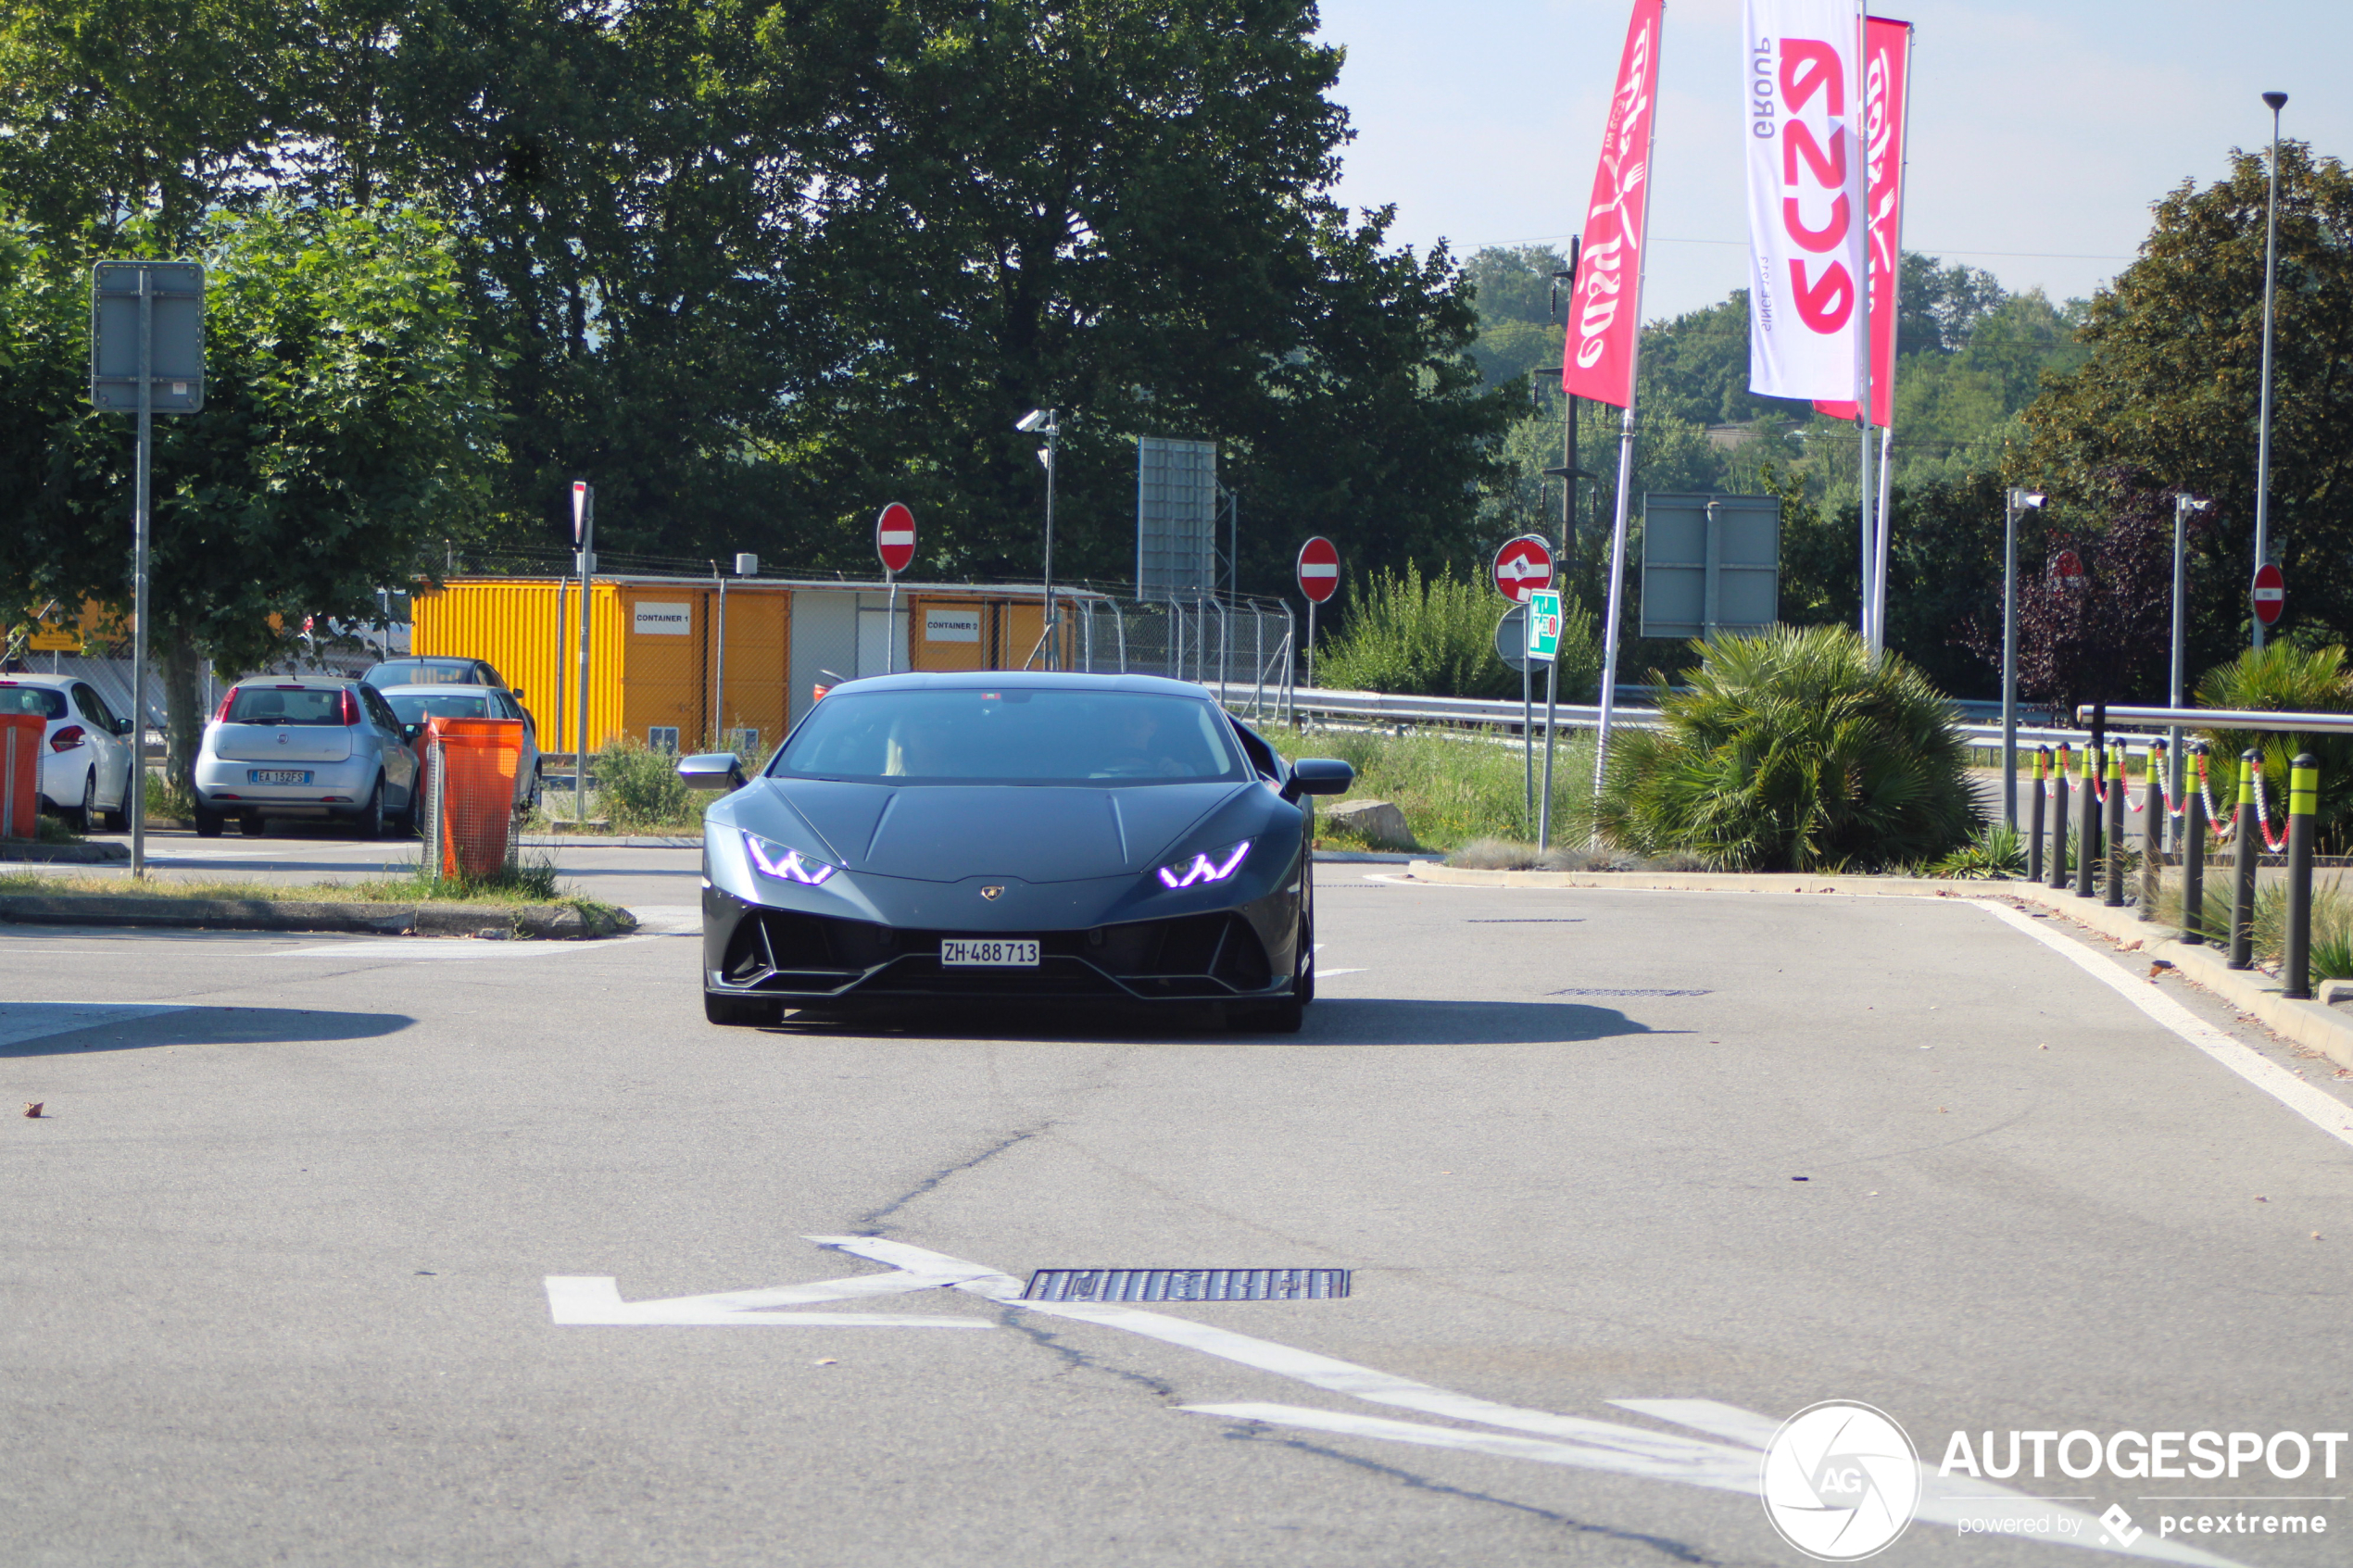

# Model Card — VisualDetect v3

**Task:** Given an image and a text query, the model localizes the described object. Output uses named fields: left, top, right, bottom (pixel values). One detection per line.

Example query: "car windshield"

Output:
left=370, top=661, right=483, bottom=686
left=225, top=687, right=346, bottom=725
left=0, top=685, right=67, bottom=719
left=384, top=692, right=491, bottom=723
left=774, top=688, right=1245, bottom=784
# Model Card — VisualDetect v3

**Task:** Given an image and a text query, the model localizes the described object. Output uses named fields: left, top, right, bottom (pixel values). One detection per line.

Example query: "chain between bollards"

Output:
left=2229, top=748, right=2259, bottom=970
left=2284, top=752, right=2319, bottom=1000
left=2181, top=742, right=2207, bottom=947
left=2028, top=745, right=2048, bottom=884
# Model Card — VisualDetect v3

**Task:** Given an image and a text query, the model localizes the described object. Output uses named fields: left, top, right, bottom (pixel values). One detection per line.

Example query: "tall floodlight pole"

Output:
left=573, top=481, right=594, bottom=828
left=1018, top=408, right=1059, bottom=667
left=2002, top=489, right=2045, bottom=830
left=2253, top=90, right=2287, bottom=650
left=2171, top=494, right=2211, bottom=843
left=132, top=272, right=152, bottom=876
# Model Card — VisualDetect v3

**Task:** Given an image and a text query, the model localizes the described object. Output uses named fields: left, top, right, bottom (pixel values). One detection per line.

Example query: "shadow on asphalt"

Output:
left=764, top=997, right=1655, bottom=1047
left=2, top=1004, right=414, bottom=1057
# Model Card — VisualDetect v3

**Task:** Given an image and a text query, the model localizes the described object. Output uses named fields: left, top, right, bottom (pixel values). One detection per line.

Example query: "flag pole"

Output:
left=1869, top=17, right=1914, bottom=652
left=1592, top=10, right=1665, bottom=803
left=1854, top=0, right=1878, bottom=653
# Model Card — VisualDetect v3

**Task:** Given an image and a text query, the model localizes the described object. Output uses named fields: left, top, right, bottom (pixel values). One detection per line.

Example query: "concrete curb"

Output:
left=1391, top=860, right=2353, bottom=1073
left=517, top=834, right=699, bottom=849
left=0, top=895, right=638, bottom=940
left=0, top=841, right=131, bottom=864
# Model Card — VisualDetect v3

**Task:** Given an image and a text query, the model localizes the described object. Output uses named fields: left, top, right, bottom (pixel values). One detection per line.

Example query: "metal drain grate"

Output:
left=1023, top=1268, right=1350, bottom=1302
left=1549, top=986, right=1712, bottom=997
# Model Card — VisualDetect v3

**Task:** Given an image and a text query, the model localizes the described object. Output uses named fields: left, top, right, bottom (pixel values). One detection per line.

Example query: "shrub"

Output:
left=1593, top=624, right=1980, bottom=872
left=593, top=737, right=695, bottom=828
left=1265, top=723, right=1594, bottom=848
left=1928, top=823, right=2026, bottom=880
left=2194, top=642, right=2353, bottom=853
left=1315, top=562, right=1598, bottom=701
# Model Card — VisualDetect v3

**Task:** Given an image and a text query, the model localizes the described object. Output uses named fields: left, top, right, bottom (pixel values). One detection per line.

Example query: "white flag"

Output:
left=1745, top=0, right=1867, bottom=402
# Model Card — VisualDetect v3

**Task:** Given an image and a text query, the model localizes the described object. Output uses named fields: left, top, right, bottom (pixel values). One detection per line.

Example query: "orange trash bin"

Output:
left=0, top=712, right=42, bottom=839
left=423, top=716, right=522, bottom=879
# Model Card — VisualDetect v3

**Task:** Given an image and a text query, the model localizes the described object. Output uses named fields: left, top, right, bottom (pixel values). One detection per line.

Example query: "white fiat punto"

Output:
left=192, top=679, right=422, bottom=838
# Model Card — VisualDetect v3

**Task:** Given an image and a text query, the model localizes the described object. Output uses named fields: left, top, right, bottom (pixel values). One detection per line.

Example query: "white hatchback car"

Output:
left=192, top=679, right=421, bottom=838
left=0, top=675, right=136, bottom=832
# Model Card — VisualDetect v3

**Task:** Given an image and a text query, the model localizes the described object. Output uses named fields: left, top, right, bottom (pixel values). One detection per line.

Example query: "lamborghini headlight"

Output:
left=744, top=831, right=838, bottom=885
left=1154, top=839, right=1251, bottom=890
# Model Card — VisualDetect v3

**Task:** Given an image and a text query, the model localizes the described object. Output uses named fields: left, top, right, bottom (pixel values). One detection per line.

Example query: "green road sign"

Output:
left=1526, top=590, right=1563, bottom=663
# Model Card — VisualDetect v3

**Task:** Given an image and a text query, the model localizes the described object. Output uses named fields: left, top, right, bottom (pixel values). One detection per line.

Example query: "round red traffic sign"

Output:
left=1296, top=536, right=1340, bottom=603
left=2050, top=549, right=2085, bottom=582
left=2254, top=561, right=2285, bottom=626
left=875, top=502, right=916, bottom=574
left=1491, top=535, right=1554, bottom=603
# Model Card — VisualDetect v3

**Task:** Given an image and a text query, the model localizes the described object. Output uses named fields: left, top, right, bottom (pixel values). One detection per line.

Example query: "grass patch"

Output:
left=2151, top=872, right=2353, bottom=980
left=0, top=852, right=618, bottom=921
left=1445, top=837, right=1709, bottom=872
left=1265, top=723, right=1597, bottom=851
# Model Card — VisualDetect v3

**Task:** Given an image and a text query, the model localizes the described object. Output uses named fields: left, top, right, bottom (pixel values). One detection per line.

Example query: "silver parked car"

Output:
left=374, top=684, right=543, bottom=813
left=191, top=679, right=421, bottom=838
left=0, top=675, right=136, bottom=832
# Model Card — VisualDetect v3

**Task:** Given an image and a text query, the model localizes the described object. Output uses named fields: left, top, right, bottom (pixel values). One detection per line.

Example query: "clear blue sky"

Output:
left=1314, top=0, right=2353, bottom=320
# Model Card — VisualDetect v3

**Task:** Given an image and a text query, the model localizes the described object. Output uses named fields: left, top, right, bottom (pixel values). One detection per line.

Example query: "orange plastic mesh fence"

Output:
left=0, top=715, right=41, bottom=839
left=424, top=717, right=522, bottom=879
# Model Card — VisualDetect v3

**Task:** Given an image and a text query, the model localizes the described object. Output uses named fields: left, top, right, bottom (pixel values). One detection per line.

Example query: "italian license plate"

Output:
left=248, top=770, right=311, bottom=785
left=940, top=938, right=1039, bottom=967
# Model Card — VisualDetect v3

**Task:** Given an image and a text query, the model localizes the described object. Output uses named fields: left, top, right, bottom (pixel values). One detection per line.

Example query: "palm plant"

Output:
left=2195, top=642, right=2353, bottom=852
left=1595, top=624, right=1981, bottom=872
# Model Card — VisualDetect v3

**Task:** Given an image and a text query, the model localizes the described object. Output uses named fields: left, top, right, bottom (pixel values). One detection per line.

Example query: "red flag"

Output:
left=1812, top=16, right=1911, bottom=424
left=1564, top=0, right=1665, bottom=410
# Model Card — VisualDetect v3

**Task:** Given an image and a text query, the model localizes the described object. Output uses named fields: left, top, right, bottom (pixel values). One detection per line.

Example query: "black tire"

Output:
left=349, top=779, right=385, bottom=839
left=239, top=813, right=267, bottom=837
left=193, top=802, right=227, bottom=838
left=63, top=771, right=93, bottom=834
left=1234, top=915, right=1311, bottom=1033
left=705, top=991, right=785, bottom=1027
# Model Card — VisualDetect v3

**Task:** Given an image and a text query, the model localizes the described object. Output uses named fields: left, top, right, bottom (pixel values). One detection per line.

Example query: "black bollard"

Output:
left=2104, top=743, right=2128, bottom=907
left=2182, top=744, right=2208, bottom=946
left=2050, top=743, right=2072, bottom=891
left=2229, top=748, right=2259, bottom=970
left=2285, top=753, right=2318, bottom=1000
left=2140, top=741, right=2164, bottom=920
left=2029, top=746, right=2048, bottom=883
left=2076, top=741, right=2101, bottom=897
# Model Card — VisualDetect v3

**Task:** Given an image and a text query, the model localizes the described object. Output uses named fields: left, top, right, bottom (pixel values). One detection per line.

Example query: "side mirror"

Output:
left=511, top=688, right=525, bottom=708
left=1285, top=758, right=1353, bottom=799
left=677, top=751, right=747, bottom=792
left=402, top=722, right=423, bottom=742
left=114, top=717, right=133, bottom=736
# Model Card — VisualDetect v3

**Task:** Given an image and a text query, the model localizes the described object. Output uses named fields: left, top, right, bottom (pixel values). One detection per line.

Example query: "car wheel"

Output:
left=705, top=991, right=785, bottom=1027
left=350, top=779, right=385, bottom=839
left=63, top=771, right=94, bottom=834
left=193, top=802, right=227, bottom=838
left=239, top=813, right=267, bottom=837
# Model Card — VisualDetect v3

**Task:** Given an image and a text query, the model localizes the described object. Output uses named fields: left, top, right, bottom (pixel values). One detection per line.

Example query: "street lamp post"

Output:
left=2254, top=90, right=2287, bottom=650
left=2002, top=488, right=2046, bottom=830
left=1018, top=408, right=1059, bottom=668
left=2171, top=493, right=2212, bottom=847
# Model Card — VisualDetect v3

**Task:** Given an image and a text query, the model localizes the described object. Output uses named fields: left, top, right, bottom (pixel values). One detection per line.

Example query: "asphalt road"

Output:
left=5, top=850, right=2351, bottom=1567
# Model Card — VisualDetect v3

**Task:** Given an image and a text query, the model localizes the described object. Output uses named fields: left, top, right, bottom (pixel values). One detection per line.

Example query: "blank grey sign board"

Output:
left=91, top=262, right=206, bottom=413
left=1641, top=492, right=1779, bottom=640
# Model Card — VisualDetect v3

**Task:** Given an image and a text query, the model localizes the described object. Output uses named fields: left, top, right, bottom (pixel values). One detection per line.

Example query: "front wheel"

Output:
left=705, top=991, right=785, bottom=1027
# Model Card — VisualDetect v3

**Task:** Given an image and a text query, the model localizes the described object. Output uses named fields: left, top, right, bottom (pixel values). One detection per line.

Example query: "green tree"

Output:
left=2021, top=141, right=2353, bottom=664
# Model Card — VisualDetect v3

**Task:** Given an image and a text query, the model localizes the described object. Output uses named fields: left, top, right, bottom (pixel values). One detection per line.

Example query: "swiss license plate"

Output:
left=248, top=769, right=311, bottom=785
left=940, top=938, right=1039, bottom=967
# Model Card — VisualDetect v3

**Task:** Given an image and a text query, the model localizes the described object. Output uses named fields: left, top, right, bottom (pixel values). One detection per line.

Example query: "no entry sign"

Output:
left=1491, top=535, right=1554, bottom=603
left=2254, top=562, right=2285, bottom=626
left=2050, top=549, right=2085, bottom=583
left=875, top=503, right=916, bottom=574
left=1296, top=537, right=1340, bottom=603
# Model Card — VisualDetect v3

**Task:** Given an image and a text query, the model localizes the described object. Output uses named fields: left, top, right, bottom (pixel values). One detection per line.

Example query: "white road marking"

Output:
left=792, top=1236, right=2243, bottom=1562
left=545, top=1272, right=993, bottom=1327
left=0, top=1002, right=185, bottom=1049
left=273, top=935, right=667, bottom=960
left=1975, top=900, right=2353, bottom=1149
left=1312, top=968, right=1365, bottom=978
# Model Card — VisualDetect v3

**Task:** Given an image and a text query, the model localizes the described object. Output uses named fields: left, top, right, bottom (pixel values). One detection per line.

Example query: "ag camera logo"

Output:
left=1762, top=1401, right=1922, bottom=1561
